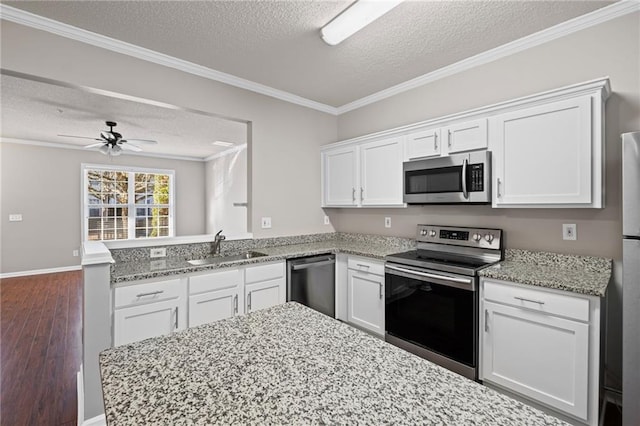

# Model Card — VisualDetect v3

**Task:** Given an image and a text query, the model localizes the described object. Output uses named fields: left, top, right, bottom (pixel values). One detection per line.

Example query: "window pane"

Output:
left=89, top=208, right=100, bottom=218
left=136, top=208, right=147, bottom=217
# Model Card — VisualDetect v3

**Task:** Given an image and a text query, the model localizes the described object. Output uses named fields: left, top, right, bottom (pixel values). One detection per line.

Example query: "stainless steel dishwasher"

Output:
left=287, top=254, right=335, bottom=317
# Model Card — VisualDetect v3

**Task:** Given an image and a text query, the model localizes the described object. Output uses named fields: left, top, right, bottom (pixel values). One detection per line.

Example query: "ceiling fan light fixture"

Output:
left=110, top=144, right=123, bottom=156
left=321, top=0, right=405, bottom=46
left=98, top=144, right=110, bottom=155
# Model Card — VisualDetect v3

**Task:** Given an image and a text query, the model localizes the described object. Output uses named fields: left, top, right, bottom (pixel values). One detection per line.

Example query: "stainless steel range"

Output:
left=385, top=224, right=503, bottom=380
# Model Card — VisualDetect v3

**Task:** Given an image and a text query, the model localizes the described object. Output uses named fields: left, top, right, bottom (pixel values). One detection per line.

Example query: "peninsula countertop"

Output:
left=110, top=235, right=414, bottom=285
left=478, top=249, right=612, bottom=297
left=100, top=302, right=566, bottom=425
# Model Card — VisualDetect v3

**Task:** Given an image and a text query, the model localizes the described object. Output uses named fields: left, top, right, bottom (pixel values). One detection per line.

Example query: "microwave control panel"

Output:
left=469, top=164, right=484, bottom=192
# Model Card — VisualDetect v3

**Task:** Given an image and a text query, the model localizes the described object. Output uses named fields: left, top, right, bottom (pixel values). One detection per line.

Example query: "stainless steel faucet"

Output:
left=212, top=230, right=226, bottom=256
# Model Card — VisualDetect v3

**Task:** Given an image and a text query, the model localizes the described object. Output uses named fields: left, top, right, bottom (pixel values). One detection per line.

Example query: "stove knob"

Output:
left=429, top=230, right=437, bottom=237
left=484, top=233, right=494, bottom=243
left=420, top=229, right=427, bottom=236
left=472, top=233, right=482, bottom=242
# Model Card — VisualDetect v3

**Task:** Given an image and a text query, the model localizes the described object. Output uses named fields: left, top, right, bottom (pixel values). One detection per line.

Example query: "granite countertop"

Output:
left=110, top=236, right=412, bottom=285
left=479, top=249, right=612, bottom=297
left=100, top=302, right=566, bottom=425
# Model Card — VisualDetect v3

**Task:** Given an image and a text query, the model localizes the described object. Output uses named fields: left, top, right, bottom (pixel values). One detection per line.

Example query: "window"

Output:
left=83, top=165, right=174, bottom=241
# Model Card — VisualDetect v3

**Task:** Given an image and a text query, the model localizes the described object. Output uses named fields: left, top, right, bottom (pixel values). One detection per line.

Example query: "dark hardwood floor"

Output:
left=1, top=271, right=82, bottom=426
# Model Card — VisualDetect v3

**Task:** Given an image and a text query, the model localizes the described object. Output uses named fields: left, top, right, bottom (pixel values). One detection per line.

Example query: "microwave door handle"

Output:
left=462, top=158, right=469, bottom=199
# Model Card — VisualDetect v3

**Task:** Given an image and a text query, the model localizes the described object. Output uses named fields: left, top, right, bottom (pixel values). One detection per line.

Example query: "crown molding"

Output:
left=0, top=137, right=207, bottom=162
left=0, top=4, right=339, bottom=116
left=335, top=0, right=639, bottom=114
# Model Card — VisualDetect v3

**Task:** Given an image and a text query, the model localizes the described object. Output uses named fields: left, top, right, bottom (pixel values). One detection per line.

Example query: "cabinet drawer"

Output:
left=189, top=269, right=241, bottom=295
left=114, top=278, right=182, bottom=308
left=245, top=262, right=285, bottom=284
left=483, top=280, right=589, bottom=322
left=347, top=257, right=384, bottom=276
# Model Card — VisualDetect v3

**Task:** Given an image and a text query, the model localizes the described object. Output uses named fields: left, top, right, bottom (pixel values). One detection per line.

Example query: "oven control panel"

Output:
left=417, top=225, right=502, bottom=250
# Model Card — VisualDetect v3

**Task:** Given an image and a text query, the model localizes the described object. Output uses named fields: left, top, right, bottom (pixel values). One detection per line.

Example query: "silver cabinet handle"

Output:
left=352, top=188, right=356, bottom=202
left=485, top=309, right=489, bottom=332
left=360, top=187, right=364, bottom=202
left=497, top=178, right=502, bottom=198
left=447, top=129, right=452, bottom=147
left=174, top=306, right=179, bottom=329
left=461, top=158, right=469, bottom=199
left=136, top=290, right=164, bottom=298
left=434, top=132, right=438, bottom=150
left=514, top=296, right=545, bottom=305
left=234, top=294, right=238, bottom=314
left=356, top=263, right=370, bottom=269
left=247, top=292, right=252, bottom=311
left=378, top=281, right=383, bottom=299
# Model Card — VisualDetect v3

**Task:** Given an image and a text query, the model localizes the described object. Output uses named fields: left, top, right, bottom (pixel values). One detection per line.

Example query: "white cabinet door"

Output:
left=114, top=298, right=184, bottom=346
left=360, top=137, right=403, bottom=206
left=482, top=300, right=589, bottom=421
left=246, top=278, right=285, bottom=314
left=442, top=118, right=488, bottom=154
left=189, top=287, right=240, bottom=327
left=322, top=145, right=358, bottom=207
left=405, top=128, right=441, bottom=160
left=492, top=96, right=593, bottom=207
left=347, top=269, right=384, bottom=336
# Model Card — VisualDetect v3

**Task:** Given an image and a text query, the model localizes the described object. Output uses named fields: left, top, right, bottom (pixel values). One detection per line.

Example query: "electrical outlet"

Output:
left=150, top=247, right=167, bottom=258
left=384, top=217, right=391, bottom=228
left=9, top=214, right=22, bottom=222
left=324, top=215, right=330, bottom=225
left=72, top=250, right=79, bottom=257
left=563, top=224, right=577, bottom=241
left=261, top=217, right=272, bottom=229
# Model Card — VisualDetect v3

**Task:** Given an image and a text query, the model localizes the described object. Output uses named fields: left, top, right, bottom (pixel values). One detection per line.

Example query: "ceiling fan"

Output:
left=58, top=121, right=157, bottom=156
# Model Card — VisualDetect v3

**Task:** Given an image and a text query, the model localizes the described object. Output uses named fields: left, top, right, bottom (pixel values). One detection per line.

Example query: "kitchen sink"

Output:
left=187, top=251, right=268, bottom=266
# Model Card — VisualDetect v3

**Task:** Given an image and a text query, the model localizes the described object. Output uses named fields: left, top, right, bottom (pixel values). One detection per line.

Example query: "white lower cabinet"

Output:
left=113, top=277, right=187, bottom=346
left=188, top=269, right=243, bottom=327
left=245, top=262, right=286, bottom=314
left=480, top=278, right=600, bottom=425
left=347, top=257, right=385, bottom=336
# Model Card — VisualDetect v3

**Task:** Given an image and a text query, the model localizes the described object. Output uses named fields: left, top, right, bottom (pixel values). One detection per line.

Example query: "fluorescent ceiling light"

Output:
left=212, top=141, right=234, bottom=147
left=321, top=0, right=405, bottom=46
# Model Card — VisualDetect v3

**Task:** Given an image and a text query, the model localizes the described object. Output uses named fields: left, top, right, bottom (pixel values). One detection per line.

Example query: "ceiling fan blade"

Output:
left=120, top=143, right=143, bottom=152
left=123, top=139, right=158, bottom=145
left=58, top=134, right=102, bottom=141
left=83, top=143, right=106, bottom=149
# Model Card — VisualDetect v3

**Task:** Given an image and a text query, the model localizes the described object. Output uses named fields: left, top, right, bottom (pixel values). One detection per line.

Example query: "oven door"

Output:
left=403, top=151, right=490, bottom=204
left=385, top=263, right=478, bottom=373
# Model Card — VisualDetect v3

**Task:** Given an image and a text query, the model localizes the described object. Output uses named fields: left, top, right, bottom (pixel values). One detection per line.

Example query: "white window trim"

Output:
left=81, top=163, right=176, bottom=242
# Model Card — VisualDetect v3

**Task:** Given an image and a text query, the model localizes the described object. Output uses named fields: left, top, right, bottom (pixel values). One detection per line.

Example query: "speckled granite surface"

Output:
left=110, top=233, right=414, bottom=285
left=479, top=249, right=612, bottom=297
left=100, top=303, right=566, bottom=426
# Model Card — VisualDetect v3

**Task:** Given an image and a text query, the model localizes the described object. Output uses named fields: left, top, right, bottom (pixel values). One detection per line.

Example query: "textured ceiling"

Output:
left=0, top=74, right=247, bottom=159
left=5, top=0, right=615, bottom=107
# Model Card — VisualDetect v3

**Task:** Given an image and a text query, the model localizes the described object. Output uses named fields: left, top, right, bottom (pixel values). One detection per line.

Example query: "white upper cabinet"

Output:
left=322, top=137, right=404, bottom=208
left=405, top=128, right=441, bottom=160
left=491, top=95, right=600, bottom=208
left=360, top=137, right=403, bottom=206
left=322, top=145, right=358, bottom=206
left=442, top=118, right=488, bottom=154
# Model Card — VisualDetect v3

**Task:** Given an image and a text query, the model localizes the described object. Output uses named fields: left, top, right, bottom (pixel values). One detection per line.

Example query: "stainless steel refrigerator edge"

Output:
left=287, top=255, right=336, bottom=317
left=622, top=131, right=640, bottom=426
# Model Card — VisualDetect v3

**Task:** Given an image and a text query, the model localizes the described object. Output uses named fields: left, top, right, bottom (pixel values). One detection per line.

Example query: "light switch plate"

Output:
left=9, top=214, right=22, bottom=222
left=261, top=217, right=272, bottom=229
left=324, top=215, right=330, bottom=225
left=562, top=224, right=577, bottom=241
left=150, top=247, right=167, bottom=258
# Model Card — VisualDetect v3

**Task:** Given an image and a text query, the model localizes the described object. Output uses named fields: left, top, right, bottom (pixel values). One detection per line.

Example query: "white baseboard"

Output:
left=77, top=365, right=107, bottom=426
left=0, top=264, right=81, bottom=279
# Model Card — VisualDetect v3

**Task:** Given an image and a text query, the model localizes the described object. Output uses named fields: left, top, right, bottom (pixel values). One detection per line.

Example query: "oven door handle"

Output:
left=385, top=264, right=474, bottom=290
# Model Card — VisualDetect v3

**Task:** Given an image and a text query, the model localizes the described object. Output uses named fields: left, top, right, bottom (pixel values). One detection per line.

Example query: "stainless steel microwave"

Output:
left=403, top=151, right=491, bottom=204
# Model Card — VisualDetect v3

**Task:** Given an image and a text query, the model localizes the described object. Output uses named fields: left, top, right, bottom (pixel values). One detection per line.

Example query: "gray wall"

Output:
left=0, top=143, right=206, bottom=273
left=331, top=12, right=640, bottom=391
left=0, top=19, right=337, bottom=273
